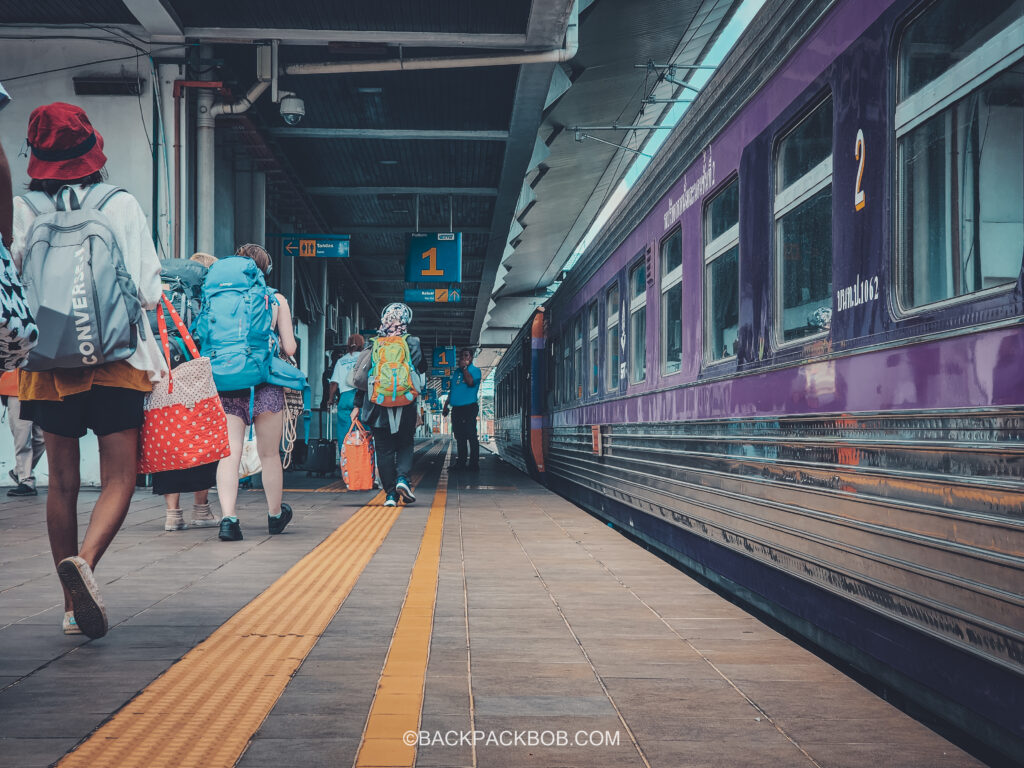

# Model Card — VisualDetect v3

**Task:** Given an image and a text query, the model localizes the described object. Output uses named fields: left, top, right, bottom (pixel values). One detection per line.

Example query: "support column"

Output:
left=196, top=45, right=216, bottom=255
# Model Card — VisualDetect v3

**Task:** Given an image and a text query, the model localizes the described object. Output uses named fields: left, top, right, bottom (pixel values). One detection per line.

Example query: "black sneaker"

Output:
left=218, top=517, right=243, bottom=541
left=268, top=503, right=293, bottom=535
left=7, top=483, right=37, bottom=497
left=383, top=493, right=398, bottom=507
left=395, top=477, right=415, bottom=503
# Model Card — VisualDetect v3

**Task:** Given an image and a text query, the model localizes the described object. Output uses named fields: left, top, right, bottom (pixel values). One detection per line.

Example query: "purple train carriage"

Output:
left=495, top=0, right=1023, bottom=761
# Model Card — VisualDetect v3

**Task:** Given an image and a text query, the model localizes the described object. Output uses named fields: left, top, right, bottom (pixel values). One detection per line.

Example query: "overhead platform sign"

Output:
left=432, top=346, right=456, bottom=368
left=406, top=232, right=462, bottom=283
left=281, top=233, right=350, bottom=258
left=404, top=287, right=461, bottom=303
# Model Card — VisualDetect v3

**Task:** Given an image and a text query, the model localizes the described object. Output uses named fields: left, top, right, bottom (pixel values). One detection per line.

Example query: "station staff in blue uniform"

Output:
left=442, top=348, right=481, bottom=470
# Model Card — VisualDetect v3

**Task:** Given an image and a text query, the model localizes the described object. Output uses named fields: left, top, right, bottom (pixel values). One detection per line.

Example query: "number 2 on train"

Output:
left=854, top=129, right=866, bottom=212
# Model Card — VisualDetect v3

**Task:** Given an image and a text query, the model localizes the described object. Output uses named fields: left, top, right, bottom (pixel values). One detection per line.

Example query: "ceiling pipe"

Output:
left=283, top=1, right=578, bottom=77
left=197, top=80, right=273, bottom=254
left=210, top=80, right=271, bottom=117
left=172, top=79, right=226, bottom=260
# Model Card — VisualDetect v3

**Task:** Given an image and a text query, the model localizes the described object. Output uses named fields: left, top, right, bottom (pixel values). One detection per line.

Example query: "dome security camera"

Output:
left=280, top=94, right=305, bottom=125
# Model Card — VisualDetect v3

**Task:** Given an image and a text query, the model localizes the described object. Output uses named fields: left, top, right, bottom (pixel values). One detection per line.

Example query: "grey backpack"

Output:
left=19, top=184, right=146, bottom=371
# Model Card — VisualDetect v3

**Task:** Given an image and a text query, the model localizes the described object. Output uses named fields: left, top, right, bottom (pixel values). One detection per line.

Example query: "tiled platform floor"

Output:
left=0, top=441, right=984, bottom=767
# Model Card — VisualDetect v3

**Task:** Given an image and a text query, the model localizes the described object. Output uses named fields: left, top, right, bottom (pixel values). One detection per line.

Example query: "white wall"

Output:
left=0, top=36, right=174, bottom=486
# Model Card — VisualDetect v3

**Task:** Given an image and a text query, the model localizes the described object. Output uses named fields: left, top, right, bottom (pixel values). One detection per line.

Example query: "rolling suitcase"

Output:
left=304, top=406, right=337, bottom=477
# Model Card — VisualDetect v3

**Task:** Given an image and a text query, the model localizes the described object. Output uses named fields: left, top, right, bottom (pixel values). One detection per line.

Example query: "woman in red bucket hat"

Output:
left=10, top=102, right=167, bottom=640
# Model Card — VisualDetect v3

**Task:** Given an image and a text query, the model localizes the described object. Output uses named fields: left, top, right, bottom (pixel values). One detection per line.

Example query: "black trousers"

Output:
left=451, top=403, right=479, bottom=467
left=371, top=403, right=417, bottom=493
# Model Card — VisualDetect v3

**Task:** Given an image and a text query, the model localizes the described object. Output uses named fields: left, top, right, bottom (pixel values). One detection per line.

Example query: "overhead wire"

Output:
left=1, top=44, right=195, bottom=83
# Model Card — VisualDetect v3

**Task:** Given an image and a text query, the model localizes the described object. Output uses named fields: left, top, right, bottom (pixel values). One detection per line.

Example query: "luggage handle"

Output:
left=344, top=418, right=369, bottom=444
left=156, top=292, right=203, bottom=394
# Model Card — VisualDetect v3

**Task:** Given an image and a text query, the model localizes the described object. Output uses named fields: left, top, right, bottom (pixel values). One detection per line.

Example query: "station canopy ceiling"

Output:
left=0, top=0, right=743, bottom=355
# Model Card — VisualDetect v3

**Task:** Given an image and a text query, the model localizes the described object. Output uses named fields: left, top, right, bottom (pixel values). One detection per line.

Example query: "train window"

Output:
left=660, top=229, right=683, bottom=373
left=574, top=316, right=584, bottom=398
left=562, top=329, right=571, bottom=403
left=704, top=180, right=740, bottom=362
left=606, top=283, right=621, bottom=390
left=551, top=337, right=560, bottom=406
left=896, top=0, right=1023, bottom=311
left=775, top=97, right=833, bottom=343
left=629, top=259, right=647, bottom=382
left=589, top=301, right=600, bottom=395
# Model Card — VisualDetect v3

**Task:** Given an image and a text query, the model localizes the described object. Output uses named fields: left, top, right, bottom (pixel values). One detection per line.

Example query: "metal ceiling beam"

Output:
left=339, top=226, right=491, bottom=235
left=268, top=128, right=509, bottom=141
left=471, top=62, right=556, bottom=345
left=309, top=187, right=498, bottom=196
left=121, top=0, right=182, bottom=36
left=160, top=28, right=529, bottom=48
left=526, top=0, right=578, bottom=49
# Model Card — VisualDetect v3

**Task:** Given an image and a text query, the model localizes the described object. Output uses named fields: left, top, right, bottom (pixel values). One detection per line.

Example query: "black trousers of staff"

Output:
left=451, top=403, right=479, bottom=468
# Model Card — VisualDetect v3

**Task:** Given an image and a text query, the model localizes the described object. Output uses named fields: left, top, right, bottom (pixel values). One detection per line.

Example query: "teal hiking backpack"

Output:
left=193, top=256, right=274, bottom=391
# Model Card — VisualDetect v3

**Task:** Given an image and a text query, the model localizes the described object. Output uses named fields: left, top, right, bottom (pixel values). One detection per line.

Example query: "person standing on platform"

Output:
left=443, top=348, right=481, bottom=471
left=12, top=103, right=167, bottom=638
left=3, top=370, right=45, bottom=496
left=0, top=90, right=45, bottom=497
left=351, top=303, right=426, bottom=507
left=154, top=252, right=219, bottom=531
left=329, top=333, right=364, bottom=442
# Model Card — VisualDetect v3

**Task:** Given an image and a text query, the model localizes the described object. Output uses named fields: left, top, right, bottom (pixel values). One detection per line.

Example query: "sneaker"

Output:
left=383, top=493, right=398, bottom=507
left=268, top=503, right=293, bottom=535
left=218, top=517, right=243, bottom=541
left=56, top=556, right=107, bottom=640
left=395, top=477, right=415, bottom=503
left=190, top=503, right=219, bottom=528
left=164, top=508, right=186, bottom=531
left=7, top=482, right=37, bottom=497
left=62, top=611, right=82, bottom=636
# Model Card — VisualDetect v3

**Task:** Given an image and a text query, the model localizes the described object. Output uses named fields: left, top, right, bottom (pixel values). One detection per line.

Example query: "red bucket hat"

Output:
left=26, top=102, right=107, bottom=180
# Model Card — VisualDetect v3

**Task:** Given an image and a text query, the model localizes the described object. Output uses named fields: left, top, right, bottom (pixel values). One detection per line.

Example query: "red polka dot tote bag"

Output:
left=138, top=294, right=230, bottom=474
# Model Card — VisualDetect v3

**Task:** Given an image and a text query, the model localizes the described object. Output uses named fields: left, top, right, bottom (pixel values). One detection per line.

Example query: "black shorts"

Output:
left=22, top=386, right=145, bottom=439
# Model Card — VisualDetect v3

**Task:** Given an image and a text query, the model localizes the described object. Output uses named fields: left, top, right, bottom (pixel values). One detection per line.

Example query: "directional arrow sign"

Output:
left=280, top=233, right=350, bottom=258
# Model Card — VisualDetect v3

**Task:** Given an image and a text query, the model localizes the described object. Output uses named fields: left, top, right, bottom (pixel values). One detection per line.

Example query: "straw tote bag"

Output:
left=138, top=295, right=230, bottom=474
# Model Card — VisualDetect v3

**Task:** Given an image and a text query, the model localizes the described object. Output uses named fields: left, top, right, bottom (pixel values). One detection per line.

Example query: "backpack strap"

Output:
left=19, top=191, right=54, bottom=217
left=79, top=183, right=125, bottom=211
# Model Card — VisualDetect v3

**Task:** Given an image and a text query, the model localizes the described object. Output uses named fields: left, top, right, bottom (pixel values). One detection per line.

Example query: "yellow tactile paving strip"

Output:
left=58, top=448, right=442, bottom=768
left=355, top=464, right=448, bottom=768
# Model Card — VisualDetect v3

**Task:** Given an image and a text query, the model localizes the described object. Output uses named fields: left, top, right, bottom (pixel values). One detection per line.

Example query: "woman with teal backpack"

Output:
left=197, top=243, right=297, bottom=541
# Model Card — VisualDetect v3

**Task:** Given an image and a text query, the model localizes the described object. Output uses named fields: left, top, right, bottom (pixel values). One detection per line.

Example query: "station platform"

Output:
left=0, top=438, right=984, bottom=768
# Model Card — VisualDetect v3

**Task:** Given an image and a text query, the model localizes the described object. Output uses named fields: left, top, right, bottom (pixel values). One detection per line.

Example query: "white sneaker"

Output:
left=190, top=503, right=218, bottom=528
left=56, top=556, right=108, bottom=639
left=62, top=611, right=82, bottom=635
left=164, top=508, right=186, bottom=531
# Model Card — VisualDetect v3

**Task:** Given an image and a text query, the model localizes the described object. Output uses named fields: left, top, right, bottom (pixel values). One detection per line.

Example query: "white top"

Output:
left=330, top=351, right=360, bottom=393
left=12, top=189, right=168, bottom=383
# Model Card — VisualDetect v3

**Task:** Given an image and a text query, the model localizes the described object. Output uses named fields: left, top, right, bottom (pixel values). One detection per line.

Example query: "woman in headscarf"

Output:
left=351, top=303, right=427, bottom=506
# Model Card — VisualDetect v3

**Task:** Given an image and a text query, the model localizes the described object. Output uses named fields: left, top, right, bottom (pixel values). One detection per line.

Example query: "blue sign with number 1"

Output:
left=406, top=232, right=462, bottom=283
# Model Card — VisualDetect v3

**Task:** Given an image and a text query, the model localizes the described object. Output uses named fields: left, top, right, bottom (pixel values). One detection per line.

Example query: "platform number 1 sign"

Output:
left=406, top=233, right=463, bottom=284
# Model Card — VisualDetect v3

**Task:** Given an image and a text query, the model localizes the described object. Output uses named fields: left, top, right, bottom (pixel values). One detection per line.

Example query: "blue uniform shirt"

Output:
left=449, top=364, right=481, bottom=407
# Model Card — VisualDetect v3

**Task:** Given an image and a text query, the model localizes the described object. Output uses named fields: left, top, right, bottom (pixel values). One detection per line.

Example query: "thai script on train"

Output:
left=835, top=274, right=879, bottom=313
left=663, top=148, right=715, bottom=231
left=71, top=248, right=98, bottom=365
